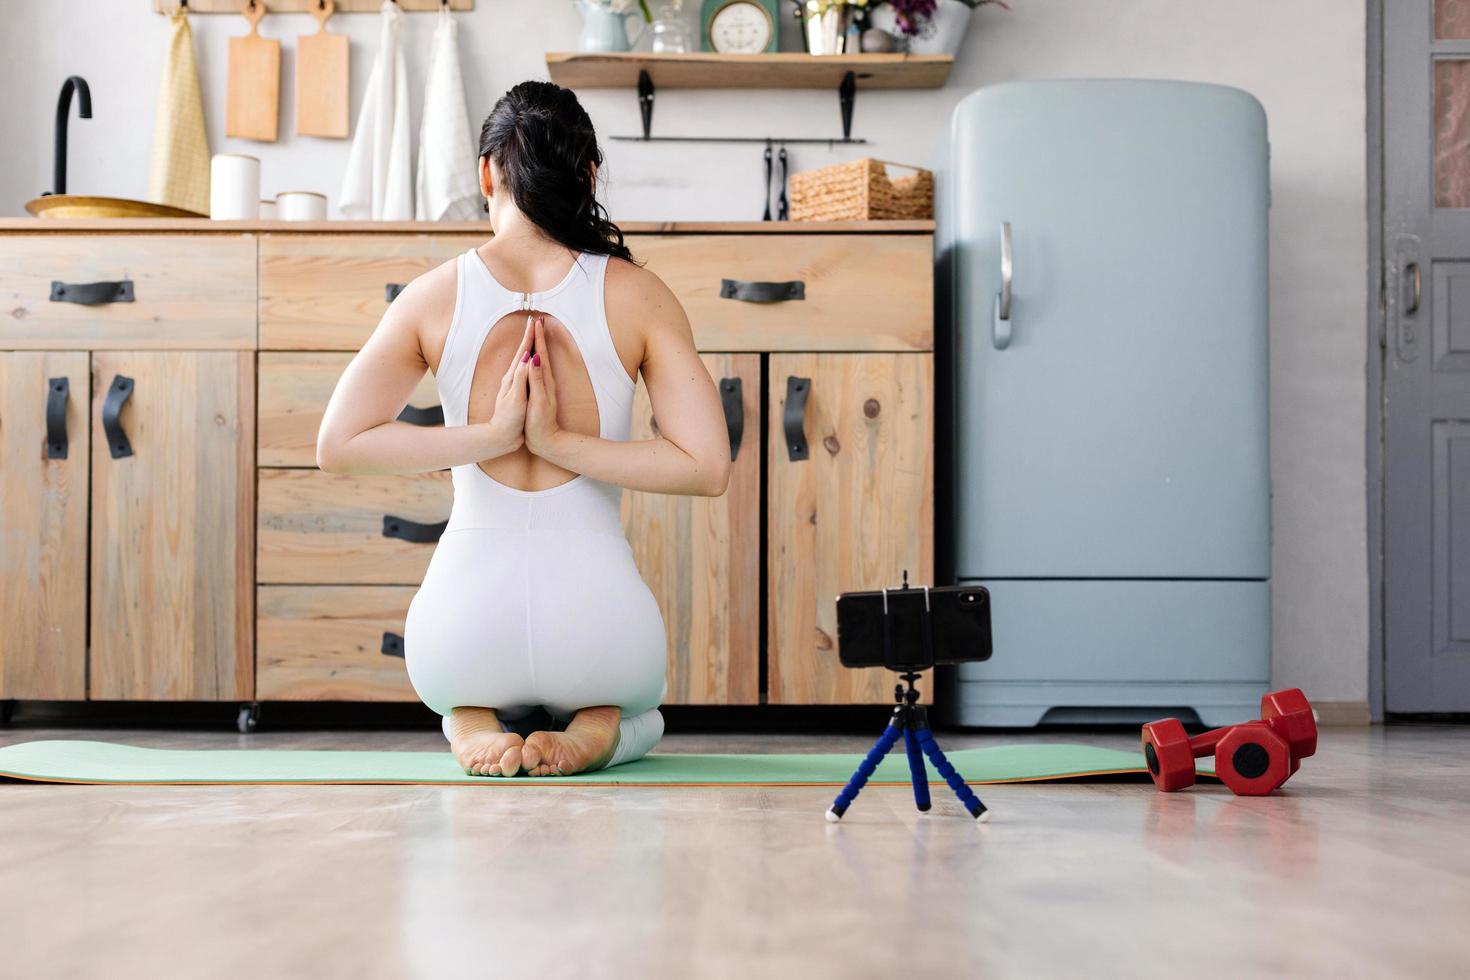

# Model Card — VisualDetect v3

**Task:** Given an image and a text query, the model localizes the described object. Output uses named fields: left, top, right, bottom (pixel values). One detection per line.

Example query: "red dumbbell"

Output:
left=1141, top=688, right=1317, bottom=797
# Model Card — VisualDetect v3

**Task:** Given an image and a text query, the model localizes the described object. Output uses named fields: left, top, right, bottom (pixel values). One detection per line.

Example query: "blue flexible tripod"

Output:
left=826, top=670, right=989, bottom=822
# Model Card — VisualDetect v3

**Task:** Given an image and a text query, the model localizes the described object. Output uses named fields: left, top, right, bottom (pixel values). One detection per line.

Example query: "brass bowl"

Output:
left=25, top=195, right=208, bottom=220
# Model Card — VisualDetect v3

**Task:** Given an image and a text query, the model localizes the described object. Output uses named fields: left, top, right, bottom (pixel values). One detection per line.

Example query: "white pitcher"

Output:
left=575, top=1, right=645, bottom=52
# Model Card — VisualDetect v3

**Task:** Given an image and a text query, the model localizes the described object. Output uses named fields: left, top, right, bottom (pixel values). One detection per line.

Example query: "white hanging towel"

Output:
left=340, top=0, right=413, bottom=220
left=416, top=9, right=481, bottom=222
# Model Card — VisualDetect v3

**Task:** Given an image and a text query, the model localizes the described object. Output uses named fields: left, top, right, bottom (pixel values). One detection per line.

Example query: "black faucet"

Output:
left=50, top=75, right=92, bottom=197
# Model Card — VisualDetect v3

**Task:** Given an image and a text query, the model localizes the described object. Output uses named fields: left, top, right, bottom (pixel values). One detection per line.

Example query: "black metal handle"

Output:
left=101, top=374, right=134, bottom=459
left=50, top=280, right=134, bottom=305
left=381, top=514, right=447, bottom=544
left=784, top=376, right=810, bottom=461
left=720, top=377, right=744, bottom=462
left=720, top=279, right=805, bottom=303
left=385, top=283, right=406, bottom=304
left=381, top=632, right=405, bottom=658
left=396, top=403, right=444, bottom=427
left=45, top=377, right=69, bottom=460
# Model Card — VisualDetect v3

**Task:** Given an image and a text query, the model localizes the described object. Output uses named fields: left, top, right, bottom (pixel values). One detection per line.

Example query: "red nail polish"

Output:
left=522, top=351, right=531, bottom=363
left=532, top=354, right=541, bottom=366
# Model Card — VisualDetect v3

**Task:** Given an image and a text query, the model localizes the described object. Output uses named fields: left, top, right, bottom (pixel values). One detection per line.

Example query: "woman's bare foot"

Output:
left=522, top=706, right=621, bottom=776
left=448, top=706, right=524, bottom=777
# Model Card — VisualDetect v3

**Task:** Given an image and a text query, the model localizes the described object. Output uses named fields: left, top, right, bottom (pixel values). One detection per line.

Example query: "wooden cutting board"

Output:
left=226, top=0, right=280, bottom=141
left=295, top=0, right=349, bottom=138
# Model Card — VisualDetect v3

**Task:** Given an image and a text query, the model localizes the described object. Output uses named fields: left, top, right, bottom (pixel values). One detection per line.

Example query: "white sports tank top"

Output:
left=435, top=248, right=634, bottom=536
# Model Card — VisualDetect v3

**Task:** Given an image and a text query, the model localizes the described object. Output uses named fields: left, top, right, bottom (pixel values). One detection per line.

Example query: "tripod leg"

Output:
left=827, top=722, right=905, bottom=821
left=904, top=725, right=932, bottom=812
left=916, top=728, right=990, bottom=822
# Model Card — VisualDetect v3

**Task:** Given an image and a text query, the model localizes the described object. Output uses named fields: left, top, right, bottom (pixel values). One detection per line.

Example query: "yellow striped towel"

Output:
left=148, top=8, right=210, bottom=214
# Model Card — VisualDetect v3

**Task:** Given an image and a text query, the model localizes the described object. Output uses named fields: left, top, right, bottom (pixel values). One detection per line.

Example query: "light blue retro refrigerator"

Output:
left=941, top=80, right=1271, bottom=727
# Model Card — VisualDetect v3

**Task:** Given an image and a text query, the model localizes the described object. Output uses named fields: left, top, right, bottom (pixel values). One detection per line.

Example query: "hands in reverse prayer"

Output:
left=490, top=314, right=562, bottom=458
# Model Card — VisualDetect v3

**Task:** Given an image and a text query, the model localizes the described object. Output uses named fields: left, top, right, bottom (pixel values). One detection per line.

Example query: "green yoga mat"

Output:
left=0, top=740, right=1191, bottom=787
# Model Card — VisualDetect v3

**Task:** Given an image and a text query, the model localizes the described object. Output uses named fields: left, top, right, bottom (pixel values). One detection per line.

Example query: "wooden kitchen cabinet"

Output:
left=0, top=218, right=933, bottom=715
left=621, top=353, right=762, bottom=705
left=89, top=351, right=255, bottom=701
left=767, top=353, right=935, bottom=704
left=0, top=352, right=90, bottom=699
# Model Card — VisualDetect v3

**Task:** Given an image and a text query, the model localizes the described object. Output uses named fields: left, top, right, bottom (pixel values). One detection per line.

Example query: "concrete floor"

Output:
left=1, top=724, right=1467, bottom=980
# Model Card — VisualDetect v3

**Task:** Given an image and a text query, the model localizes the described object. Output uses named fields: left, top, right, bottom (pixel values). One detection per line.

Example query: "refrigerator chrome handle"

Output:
left=993, top=221, right=1013, bottom=350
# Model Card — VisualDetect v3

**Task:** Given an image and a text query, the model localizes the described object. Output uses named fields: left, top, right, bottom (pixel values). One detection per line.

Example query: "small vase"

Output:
left=801, top=1, right=853, bottom=55
left=860, top=27, right=895, bottom=53
left=865, top=5, right=903, bottom=48
left=649, top=0, right=690, bottom=53
left=906, top=0, right=974, bottom=55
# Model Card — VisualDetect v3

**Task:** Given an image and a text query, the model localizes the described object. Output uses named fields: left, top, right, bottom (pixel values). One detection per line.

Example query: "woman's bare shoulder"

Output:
left=392, top=254, right=461, bottom=323
left=604, top=256, right=689, bottom=337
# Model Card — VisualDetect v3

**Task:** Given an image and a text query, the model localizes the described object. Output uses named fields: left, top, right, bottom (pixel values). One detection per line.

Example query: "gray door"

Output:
left=1383, top=1, right=1470, bottom=710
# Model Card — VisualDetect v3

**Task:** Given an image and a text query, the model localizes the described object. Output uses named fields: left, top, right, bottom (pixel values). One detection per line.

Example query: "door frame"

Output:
left=1366, top=0, right=1386, bottom=722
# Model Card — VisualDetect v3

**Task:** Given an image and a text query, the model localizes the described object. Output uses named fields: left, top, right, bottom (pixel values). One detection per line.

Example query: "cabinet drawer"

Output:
left=260, top=233, right=484, bottom=350
left=259, top=352, right=440, bottom=466
left=257, top=468, right=452, bottom=584
left=0, top=235, right=256, bottom=350
left=628, top=234, right=932, bottom=352
left=257, top=585, right=419, bottom=701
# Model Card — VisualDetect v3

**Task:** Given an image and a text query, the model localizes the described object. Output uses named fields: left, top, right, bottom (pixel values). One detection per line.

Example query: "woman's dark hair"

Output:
left=478, top=81, right=633, bottom=263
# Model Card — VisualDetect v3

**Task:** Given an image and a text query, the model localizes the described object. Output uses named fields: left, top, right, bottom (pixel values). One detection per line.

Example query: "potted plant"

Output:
left=868, top=0, right=1008, bottom=56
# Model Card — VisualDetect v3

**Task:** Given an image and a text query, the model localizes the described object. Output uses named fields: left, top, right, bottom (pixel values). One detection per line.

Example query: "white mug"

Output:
left=276, top=191, right=328, bottom=222
left=209, top=154, right=260, bottom=220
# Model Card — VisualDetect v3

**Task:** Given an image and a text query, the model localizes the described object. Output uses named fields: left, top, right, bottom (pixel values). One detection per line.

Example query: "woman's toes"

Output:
left=522, top=732, right=551, bottom=774
left=497, top=744, right=522, bottom=777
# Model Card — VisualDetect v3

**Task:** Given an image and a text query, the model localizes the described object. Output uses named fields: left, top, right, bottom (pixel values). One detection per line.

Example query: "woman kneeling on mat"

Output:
left=317, top=82, right=730, bottom=777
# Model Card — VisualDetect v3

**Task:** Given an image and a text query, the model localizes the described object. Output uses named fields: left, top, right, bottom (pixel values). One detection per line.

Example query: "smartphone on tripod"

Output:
left=835, top=584, right=992, bottom=672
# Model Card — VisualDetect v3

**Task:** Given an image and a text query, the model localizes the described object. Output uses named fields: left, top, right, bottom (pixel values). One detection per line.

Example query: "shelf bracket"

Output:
left=838, top=70, right=856, bottom=142
left=638, top=69, right=655, bottom=141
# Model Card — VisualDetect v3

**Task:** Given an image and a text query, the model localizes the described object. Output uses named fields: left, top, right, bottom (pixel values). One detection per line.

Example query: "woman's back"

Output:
left=427, top=241, right=641, bottom=493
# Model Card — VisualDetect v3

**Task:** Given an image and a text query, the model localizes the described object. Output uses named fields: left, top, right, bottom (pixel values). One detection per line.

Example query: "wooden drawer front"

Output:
left=628, top=234, right=932, bottom=352
left=259, top=352, right=440, bottom=466
left=260, top=233, right=485, bottom=350
left=0, top=235, right=256, bottom=350
left=257, top=586, right=418, bottom=701
left=257, top=468, right=452, bottom=584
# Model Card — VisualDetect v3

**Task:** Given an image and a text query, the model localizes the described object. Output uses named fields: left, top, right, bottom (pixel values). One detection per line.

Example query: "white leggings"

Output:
left=405, top=522, right=668, bottom=770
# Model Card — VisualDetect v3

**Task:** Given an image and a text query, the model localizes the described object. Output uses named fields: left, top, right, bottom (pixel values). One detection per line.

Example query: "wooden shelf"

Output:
left=0, top=218, right=934, bottom=235
left=545, top=52, right=953, bottom=91
left=152, top=0, right=471, bottom=11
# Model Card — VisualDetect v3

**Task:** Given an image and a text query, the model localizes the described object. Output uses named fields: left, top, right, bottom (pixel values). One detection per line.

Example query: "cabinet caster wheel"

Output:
left=237, top=703, right=261, bottom=734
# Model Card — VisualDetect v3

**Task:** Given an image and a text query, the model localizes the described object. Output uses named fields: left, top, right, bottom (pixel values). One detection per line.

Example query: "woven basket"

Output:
left=789, top=158, right=935, bottom=222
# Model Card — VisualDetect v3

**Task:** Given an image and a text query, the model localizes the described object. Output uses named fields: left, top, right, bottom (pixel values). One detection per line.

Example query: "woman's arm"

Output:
left=524, top=276, right=731, bottom=497
left=316, top=269, right=534, bottom=476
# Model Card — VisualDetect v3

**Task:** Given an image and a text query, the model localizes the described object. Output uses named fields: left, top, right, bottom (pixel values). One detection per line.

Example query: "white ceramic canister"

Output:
left=210, top=154, right=261, bottom=220
left=276, top=191, right=328, bottom=222
left=259, top=199, right=277, bottom=220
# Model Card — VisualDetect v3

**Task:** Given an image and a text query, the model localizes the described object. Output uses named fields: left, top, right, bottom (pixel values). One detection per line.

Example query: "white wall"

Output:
left=0, top=0, right=1369, bottom=701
